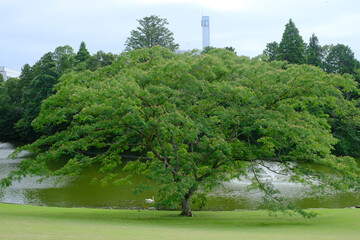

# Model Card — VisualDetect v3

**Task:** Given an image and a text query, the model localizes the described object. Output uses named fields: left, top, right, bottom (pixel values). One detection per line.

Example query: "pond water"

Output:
left=0, top=142, right=359, bottom=210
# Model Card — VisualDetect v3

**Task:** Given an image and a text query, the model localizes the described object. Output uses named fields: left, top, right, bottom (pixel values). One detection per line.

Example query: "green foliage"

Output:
left=0, top=45, right=116, bottom=143
left=224, top=46, right=237, bottom=54
left=85, top=51, right=116, bottom=71
left=0, top=79, right=22, bottom=140
left=3, top=46, right=360, bottom=217
left=18, top=64, right=33, bottom=105
left=4, top=78, right=22, bottom=107
left=329, top=94, right=360, bottom=157
left=53, top=45, right=75, bottom=75
left=277, top=19, right=306, bottom=64
left=0, top=105, right=22, bottom=140
left=125, top=15, right=179, bottom=51
left=201, top=46, right=216, bottom=54
left=1, top=45, right=78, bottom=142
left=323, top=44, right=359, bottom=76
left=262, top=20, right=360, bottom=82
left=263, top=41, right=279, bottom=61
left=306, top=33, right=323, bottom=67
left=16, top=52, right=59, bottom=141
left=75, top=41, right=91, bottom=63
left=0, top=73, right=4, bottom=83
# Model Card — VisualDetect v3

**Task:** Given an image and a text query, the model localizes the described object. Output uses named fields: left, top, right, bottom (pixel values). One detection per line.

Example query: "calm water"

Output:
left=0, top=142, right=359, bottom=210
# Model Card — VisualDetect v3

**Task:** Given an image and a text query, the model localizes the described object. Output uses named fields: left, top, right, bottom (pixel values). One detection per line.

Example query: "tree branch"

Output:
left=265, top=74, right=315, bottom=109
left=247, top=136, right=280, bottom=203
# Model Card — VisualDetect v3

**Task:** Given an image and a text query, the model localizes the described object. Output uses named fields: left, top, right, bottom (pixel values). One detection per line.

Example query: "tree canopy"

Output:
left=125, top=15, right=179, bottom=51
left=2, top=46, right=360, bottom=217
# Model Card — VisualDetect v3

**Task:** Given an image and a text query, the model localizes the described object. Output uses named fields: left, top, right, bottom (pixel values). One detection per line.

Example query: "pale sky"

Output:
left=1, top=0, right=360, bottom=70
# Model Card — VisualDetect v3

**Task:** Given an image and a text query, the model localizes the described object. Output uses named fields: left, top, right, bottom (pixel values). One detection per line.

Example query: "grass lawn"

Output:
left=0, top=203, right=359, bottom=240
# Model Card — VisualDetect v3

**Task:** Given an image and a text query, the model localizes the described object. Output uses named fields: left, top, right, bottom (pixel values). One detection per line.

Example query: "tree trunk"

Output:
left=180, top=186, right=196, bottom=217
left=180, top=195, right=193, bottom=217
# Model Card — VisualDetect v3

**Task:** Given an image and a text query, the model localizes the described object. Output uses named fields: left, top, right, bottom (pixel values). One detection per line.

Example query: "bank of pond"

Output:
left=1, top=142, right=359, bottom=210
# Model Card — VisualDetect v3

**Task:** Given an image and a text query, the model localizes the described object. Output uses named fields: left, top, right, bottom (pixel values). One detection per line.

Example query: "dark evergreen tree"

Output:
left=306, top=33, right=322, bottom=67
left=75, top=41, right=91, bottom=63
left=18, top=64, right=33, bottom=101
left=16, top=52, right=58, bottom=141
left=277, top=19, right=306, bottom=64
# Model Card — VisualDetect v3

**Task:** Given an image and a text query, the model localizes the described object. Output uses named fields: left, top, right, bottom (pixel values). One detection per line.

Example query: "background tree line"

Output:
left=0, top=15, right=179, bottom=143
left=0, top=42, right=116, bottom=142
left=263, top=19, right=360, bottom=82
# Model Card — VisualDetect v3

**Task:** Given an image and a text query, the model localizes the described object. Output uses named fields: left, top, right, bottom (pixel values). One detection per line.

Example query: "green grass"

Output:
left=0, top=203, right=359, bottom=240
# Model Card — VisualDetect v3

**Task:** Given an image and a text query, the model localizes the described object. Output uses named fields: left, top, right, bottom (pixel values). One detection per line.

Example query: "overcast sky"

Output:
left=1, top=0, right=359, bottom=70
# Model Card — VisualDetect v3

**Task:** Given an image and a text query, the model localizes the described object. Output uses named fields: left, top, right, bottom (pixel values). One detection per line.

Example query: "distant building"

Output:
left=0, top=66, right=21, bottom=81
left=201, top=16, right=210, bottom=49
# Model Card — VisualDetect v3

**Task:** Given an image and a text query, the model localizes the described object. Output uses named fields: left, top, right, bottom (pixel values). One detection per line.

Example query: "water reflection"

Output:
left=0, top=142, right=359, bottom=210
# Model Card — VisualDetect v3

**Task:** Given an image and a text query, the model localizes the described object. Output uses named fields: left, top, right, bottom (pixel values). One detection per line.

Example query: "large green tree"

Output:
left=277, top=19, right=306, bottom=64
left=2, top=47, right=360, bottom=217
left=125, top=15, right=179, bottom=51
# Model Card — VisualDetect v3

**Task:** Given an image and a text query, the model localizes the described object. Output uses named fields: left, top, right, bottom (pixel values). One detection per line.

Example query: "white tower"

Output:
left=201, top=16, right=210, bottom=49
